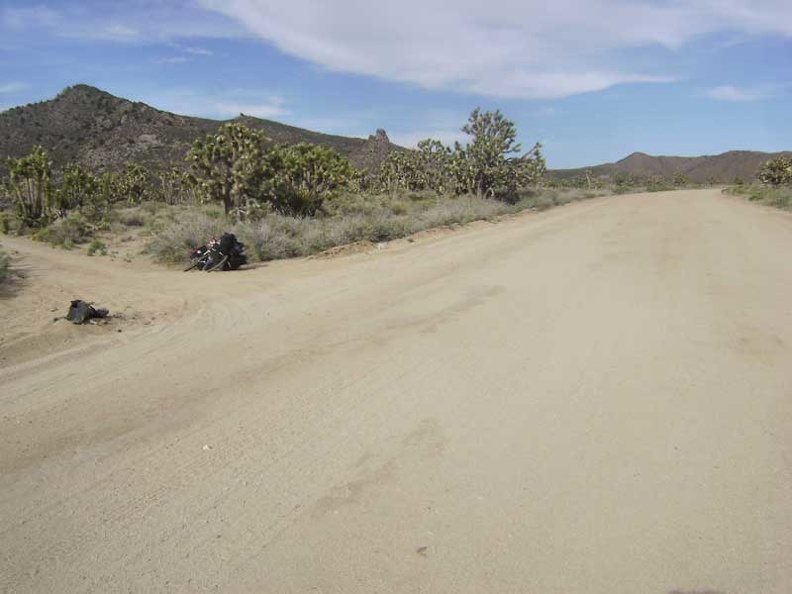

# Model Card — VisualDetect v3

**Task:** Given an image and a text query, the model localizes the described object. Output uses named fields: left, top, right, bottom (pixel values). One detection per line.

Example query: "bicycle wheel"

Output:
left=205, top=255, right=228, bottom=272
left=184, top=252, right=210, bottom=272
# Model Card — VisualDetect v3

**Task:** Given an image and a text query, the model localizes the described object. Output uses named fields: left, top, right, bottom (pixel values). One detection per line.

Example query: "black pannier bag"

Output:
left=185, top=232, right=247, bottom=272
left=66, top=300, right=110, bottom=324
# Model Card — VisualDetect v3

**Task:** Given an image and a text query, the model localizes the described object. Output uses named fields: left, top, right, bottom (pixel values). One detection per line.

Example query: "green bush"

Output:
left=0, top=246, right=10, bottom=286
left=758, top=157, right=792, bottom=186
left=114, top=206, right=151, bottom=227
left=86, top=238, right=107, bottom=256
left=263, top=143, right=358, bottom=216
left=236, top=216, right=308, bottom=261
left=145, top=211, right=230, bottom=263
left=148, top=186, right=608, bottom=264
left=34, top=212, right=94, bottom=247
left=0, top=212, right=12, bottom=234
left=725, top=184, right=792, bottom=211
left=6, top=145, right=54, bottom=227
left=375, top=109, right=545, bottom=202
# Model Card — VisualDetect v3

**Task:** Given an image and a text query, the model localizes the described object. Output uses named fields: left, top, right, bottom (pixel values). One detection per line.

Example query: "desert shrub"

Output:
left=725, top=184, right=792, bottom=211
left=758, top=157, right=792, bottom=186
left=646, top=177, right=675, bottom=192
left=0, top=212, right=13, bottom=234
left=236, top=216, right=309, bottom=261
left=321, top=215, right=381, bottom=245
left=321, top=190, right=388, bottom=217
left=153, top=168, right=200, bottom=205
left=34, top=212, right=94, bottom=248
left=111, top=162, right=152, bottom=204
left=137, top=202, right=221, bottom=238
left=418, top=195, right=506, bottom=227
left=86, top=238, right=107, bottom=256
left=766, top=189, right=792, bottom=209
left=145, top=211, right=231, bottom=263
left=360, top=213, right=410, bottom=242
left=0, top=246, right=9, bottom=286
left=114, top=206, right=151, bottom=227
left=148, top=185, right=608, bottom=265
left=262, top=143, right=359, bottom=216
left=376, top=109, right=545, bottom=202
left=186, top=122, right=269, bottom=215
left=56, top=163, right=101, bottom=212
left=6, top=145, right=54, bottom=227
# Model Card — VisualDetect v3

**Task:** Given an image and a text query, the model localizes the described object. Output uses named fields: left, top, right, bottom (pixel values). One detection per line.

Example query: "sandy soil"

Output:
left=1, top=189, right=790, bottom=593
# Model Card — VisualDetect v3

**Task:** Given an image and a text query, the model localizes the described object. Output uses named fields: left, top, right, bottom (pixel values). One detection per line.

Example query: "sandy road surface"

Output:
left=1, top=189, right=790, bottom=593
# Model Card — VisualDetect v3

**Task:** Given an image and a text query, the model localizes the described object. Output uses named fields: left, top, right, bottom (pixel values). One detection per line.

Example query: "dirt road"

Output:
left=1, top=189, right=790, bottom=593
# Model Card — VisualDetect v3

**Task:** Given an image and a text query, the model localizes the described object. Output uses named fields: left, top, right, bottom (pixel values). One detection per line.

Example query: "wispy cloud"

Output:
left=136, top=88, right=288, bottom=120
left=167, top=43, right=215, bottom=56
left=389, top=129, right=469, bottom=149
left=1, top=5, right=60, bottom=29
left=185, top=46, right=214, bottom=56
left=99, top=24, right=139, bottom=41
left=1, top=1, right=245, bottom=43
left=214, top=100, right=288, bottom=119
left=159, top=56, right=190, bottom=65
left=0, top=81, right=27, bottom=94
left=706, top=85, right=770, bottom=102
left=196, top=0, right=792, bottom=99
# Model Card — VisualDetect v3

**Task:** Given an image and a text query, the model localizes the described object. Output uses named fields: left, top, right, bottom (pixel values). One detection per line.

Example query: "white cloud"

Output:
left=1, top=2, right=245, bottom=43
left=97, top=24, right=140, bottom=41
left=705, top=85, right=770, bottom=102
left=0, top=81, right=27, bottom=94
left=160, top=56, right=190, bottom=64
left=186, top=46, right=214, bottom=56
left=465, top=71, right=677, bottom=99
left=197, top=0, right=792, bottom=99
left=214, top=100, right=288, bottom=119
left=389, top=129, right=469, bottom=149
left=1, top=5, right=60, bottom=29
left=137, top=87, right=289, bottom=120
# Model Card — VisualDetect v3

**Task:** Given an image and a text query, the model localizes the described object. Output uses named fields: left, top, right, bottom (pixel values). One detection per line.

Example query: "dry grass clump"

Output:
left=0, top=245, right=10, bottom=287
left=32, top=213, right=94, bottom=249
left=725, top=184, right=792, bottom=210
left=146, top=187, right=609, bottom=265
left=145, top=210, right=231, bottom=264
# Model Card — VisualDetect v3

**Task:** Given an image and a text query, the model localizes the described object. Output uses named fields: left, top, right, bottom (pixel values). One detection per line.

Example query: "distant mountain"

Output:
left=549, top=150, right=792, bottom=184
left=2, top=85, right=787, bottom=184
left=0, top=84, right=398, bottom=174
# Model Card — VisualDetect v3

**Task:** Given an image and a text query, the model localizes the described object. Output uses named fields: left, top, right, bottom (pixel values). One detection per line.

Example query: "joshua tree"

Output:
left=6, top=146, right=54, bottom=227
left=186, top=123, right=269, bottom=215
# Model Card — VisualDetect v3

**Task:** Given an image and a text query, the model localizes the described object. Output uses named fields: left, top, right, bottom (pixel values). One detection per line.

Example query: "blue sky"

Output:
left=0, top=0, right=789, bottom=169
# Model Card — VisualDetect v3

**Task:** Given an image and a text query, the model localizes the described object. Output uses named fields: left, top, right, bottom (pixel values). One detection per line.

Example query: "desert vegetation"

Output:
left=0, top=105, right=731, bottom=265
left=725, top=156, right=792, bottom=211
left=0, top=244, right=10, bottom=287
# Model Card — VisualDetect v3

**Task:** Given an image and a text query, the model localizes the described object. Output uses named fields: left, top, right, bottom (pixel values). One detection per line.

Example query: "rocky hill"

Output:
left=549, top=150, right=792, bottom=184
left=0, top=84, right=398, bottom=174
left=1, top=85, right=787, bottom=184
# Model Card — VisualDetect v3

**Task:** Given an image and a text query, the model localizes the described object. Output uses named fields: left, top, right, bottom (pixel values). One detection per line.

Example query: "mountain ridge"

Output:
left=0, top=84, right=398, bottom=174
left=1, top=85, right=788, bottom=183
left=550, top=149, right=792, bottom=184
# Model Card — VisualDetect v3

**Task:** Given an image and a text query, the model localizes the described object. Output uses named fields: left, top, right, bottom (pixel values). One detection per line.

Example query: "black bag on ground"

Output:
left=67, top=300, right=93, bottom=324
left=66, top=300, right=109, bottom=324
left=222, top=232, right=247, bottom=271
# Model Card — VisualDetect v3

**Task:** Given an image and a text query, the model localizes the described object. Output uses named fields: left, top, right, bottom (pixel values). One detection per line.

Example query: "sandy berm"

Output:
left=1, top=189, right=790, bottom=593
